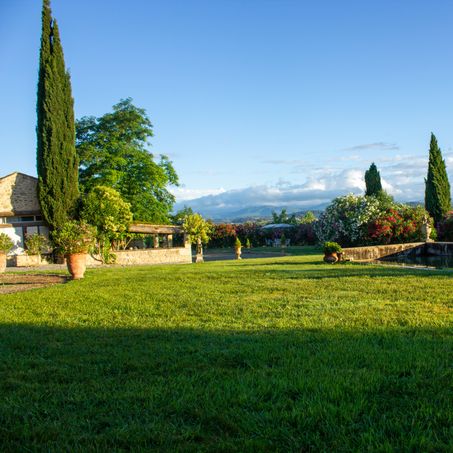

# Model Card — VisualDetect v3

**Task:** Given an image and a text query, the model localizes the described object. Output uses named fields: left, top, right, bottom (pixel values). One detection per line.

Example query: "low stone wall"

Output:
left=341, top=243, right=424, bottom=261
left=86, top=246, right=192, bottom=266
left=12, top=254, right=53, bottom=267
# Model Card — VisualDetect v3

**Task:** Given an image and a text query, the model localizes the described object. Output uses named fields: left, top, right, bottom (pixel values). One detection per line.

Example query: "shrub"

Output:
left=24, top=234, right=49, bottom=256
left=436, top=212, right=453, bottom=241
left=0, top=233, right=13, bottom=253
left=234, top=237, right=242, bottom=249
left=52, top=221, right=96, bottom=255
left=323, top=242, right=342, bottom=254
left=314, top=195, right=383, bottom=246
left=368, top=205, right=434, bottom=244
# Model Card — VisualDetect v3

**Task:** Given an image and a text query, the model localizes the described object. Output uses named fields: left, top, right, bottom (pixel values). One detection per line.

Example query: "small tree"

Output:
left=365, top=163, right=383, bottom=197
left=183, top=213, right=212, bottom=262
left=425, top=133, right=451, bottom=223
left=80, top=186, right=133, bottom=263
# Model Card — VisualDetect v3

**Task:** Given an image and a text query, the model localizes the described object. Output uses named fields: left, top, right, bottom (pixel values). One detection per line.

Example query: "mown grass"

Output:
left=0, top=254, right=452, bottom=451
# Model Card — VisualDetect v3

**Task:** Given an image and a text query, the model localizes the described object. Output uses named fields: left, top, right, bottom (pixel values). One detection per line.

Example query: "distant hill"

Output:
left=173, top=201, right=329, bottom=223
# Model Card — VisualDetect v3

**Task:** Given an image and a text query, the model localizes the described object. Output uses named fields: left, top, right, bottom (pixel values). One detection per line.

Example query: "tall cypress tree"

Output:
left=425, top=133, right=451, bottom=223
left=365, top=162, right=383, bottom=196
left=37, top=0, right=79, bottom=229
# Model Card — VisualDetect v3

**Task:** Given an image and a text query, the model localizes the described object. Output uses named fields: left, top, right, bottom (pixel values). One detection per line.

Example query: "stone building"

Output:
left=0, top=172, right=48, bottom=254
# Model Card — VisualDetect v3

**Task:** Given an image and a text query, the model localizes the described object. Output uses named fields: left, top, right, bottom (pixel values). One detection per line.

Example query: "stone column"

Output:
left=153, top=235, right=159, bottom=248
left=167, top=234, right=173, bottom=248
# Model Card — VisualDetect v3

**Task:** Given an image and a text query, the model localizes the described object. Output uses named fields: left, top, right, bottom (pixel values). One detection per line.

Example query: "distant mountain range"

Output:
left=174, top=192, right=424, bottom=223
left=174, top=200, right=329, bottom=223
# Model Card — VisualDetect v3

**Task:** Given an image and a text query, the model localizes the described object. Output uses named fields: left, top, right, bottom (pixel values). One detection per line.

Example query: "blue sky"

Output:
left=1, top=0, right=453, bottom=212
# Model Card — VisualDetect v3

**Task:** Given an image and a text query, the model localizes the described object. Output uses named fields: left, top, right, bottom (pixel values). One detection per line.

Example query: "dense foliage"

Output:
left=315, top=194, right=434, bottom=246
left=323, top=241, right=342, bottom=254
left=183, top=214, right=212, bottom=245
left=436, top=212, right=453, bottom=241
left=76, top=98, right=179, bottom=223
left=24, top=233, right=49, bottom=256
left=52, top=220, right=96, bottom=255
left=36, top=0, right=79, bottom=229
left=425, top=133, right=451, bottom=223
left=0, top=233, right=14, bottom=253
left=314, top=195, right=383, bottom=246
left=364, top=162, right=383, bottom=196
left=80, top=186, right=133, bottom=262
left=207, top=221, right=316, bottom=248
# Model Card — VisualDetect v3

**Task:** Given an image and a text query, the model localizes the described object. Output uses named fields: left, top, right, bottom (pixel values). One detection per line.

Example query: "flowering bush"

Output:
left=314, top=195, right=383, bottom=246
left=368, top=205, right=434, bottom=244
left=209, top=223, right=238, bottom=248
left=314, top=194, right=433, bottom=246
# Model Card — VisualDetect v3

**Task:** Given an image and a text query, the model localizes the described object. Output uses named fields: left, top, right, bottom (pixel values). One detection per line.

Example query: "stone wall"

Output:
left=341, top=242, right=424, bottom=261
left=86, top=246, right=192, bottom=266
left=13, top=254, right=53, bottom=267
left=0, top=172, right=40, bottom=216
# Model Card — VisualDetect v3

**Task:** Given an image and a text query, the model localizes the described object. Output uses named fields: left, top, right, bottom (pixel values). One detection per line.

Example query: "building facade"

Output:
left=0, top=172, right=48, bottom=254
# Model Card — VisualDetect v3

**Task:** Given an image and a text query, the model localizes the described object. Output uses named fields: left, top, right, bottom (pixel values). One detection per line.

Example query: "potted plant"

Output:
left=24, top=233, right=50, bottom=265
left=52, top=220, right=96, bottom=279
left=0, top=233, right=13, bottom=273
left=182, top=213, right=212, bottom=263
left=323, top=241, right=342, bottom=263
left=235, top=237, right=242, bottom=260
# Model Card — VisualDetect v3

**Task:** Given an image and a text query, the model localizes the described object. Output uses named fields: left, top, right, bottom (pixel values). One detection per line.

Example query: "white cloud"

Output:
left=175, top=152, right=453, bottom=219
left=170, top=187, right=226, bottom=201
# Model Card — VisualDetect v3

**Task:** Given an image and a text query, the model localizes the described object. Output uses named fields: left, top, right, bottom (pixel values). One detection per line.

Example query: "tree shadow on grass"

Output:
left=0, top=324, right=452, bottom=451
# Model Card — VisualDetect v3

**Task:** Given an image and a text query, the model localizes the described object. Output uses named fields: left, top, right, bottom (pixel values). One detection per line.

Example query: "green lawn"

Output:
left=1, top=254, right=452, bottom=451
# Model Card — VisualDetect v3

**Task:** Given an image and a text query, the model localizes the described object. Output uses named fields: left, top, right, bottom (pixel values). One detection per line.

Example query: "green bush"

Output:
left=0, top=233, right=13, bottom=253
left=235, top=237, right=242, bottom=249
left=52, top=221, right=96, bottom=255
left=24, top=233, right=49, bottom=256
left=323, top=241, right=342, bottom=254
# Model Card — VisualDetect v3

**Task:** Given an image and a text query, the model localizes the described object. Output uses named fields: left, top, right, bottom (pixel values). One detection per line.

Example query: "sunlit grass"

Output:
left=0, top=253, right=452, bottom=451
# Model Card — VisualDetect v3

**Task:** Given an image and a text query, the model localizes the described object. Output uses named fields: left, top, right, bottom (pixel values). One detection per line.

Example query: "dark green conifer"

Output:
left=37, top=0, right=79, bottom=229
left=425, top=133, right=451, bottom=223
left=365, top=162, right=383, bottom=196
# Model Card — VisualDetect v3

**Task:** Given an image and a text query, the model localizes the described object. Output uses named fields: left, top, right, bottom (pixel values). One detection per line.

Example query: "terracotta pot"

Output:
left=0, top=252, right=6, bottom=273
left=66, top=253, right=87, bottom=279
left=323, top=252, right=338, bottom=264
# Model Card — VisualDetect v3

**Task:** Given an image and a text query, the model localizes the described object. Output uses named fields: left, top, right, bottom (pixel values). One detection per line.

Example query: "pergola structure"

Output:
left=128, top=223, right=188, bottom=249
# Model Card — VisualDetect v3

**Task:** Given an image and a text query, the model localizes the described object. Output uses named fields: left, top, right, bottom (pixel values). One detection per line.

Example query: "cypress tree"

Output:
left=425, top=133, right=451, bottom=223
left=365, top=162, right=383, bottom=196
left=37, top=0, right=79, bottom=229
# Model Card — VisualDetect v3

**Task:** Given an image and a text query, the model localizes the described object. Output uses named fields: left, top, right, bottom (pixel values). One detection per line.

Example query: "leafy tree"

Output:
left=80, top=186, right=133, bottom=262
left=271, top=209, right=297, bottom=225
left=183, top=213, right=212, bottom=245
left=183, top=213, right=212, bottom=262
left=37, top=0, right=79, bottom=229
left=76, top=98, right=179, bottom=223
left=365, top=163, right=383, bottom=197
left=172, top=205, right=194, bottom=225
left=425, top=133, right=451, bottom=223
left=299, top=211, right=317, bottom=224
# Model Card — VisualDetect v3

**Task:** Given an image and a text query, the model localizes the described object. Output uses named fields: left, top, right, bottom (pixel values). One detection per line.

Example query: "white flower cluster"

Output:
left=314, top=194, right=383, bottom=246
